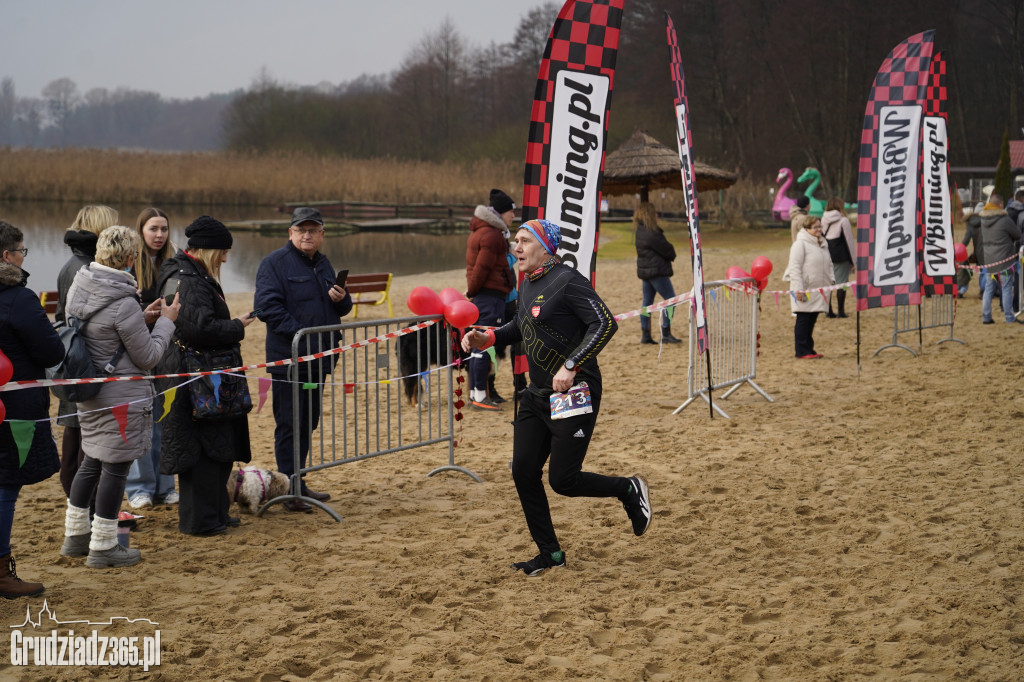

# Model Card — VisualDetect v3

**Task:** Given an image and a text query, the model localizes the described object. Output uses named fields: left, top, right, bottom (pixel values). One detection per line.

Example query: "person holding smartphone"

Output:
left=125, top=207, right=179, bottom=510
left=254, top=207, right=352, bottom=512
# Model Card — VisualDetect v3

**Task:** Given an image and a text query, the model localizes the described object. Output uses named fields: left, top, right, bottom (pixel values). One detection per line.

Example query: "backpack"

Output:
left=46, top=300, right=126, bottom=403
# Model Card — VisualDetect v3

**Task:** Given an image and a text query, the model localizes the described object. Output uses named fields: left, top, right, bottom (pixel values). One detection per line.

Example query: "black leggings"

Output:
left=69, top=456, right=131, bottom=520
left=511, top=387, right=629, bottom=555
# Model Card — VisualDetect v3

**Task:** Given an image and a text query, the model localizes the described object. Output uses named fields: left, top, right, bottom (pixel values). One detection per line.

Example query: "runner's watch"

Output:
left=563, top=359, right=578, bottom=372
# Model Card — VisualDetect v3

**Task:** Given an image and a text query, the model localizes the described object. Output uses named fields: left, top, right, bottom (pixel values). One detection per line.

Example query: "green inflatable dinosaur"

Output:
left=796, top=167, right=827, bottom=217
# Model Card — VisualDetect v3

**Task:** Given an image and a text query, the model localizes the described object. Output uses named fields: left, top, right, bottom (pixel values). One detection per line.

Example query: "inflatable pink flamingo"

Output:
left=772, top=168, right=797, bottom=221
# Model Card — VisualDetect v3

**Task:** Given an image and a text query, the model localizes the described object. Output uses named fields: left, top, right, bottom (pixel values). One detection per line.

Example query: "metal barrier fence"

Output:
left=674, top=278, right=773, bottom=419
left=873, top=293, right=965, bottom=357
left=264, top=315, right=478, bottom=521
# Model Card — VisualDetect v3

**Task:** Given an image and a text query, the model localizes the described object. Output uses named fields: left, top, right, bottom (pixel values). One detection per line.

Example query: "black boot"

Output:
left=837, top=290, right=848, bottom=318
left=488, top=375, right=506, bottom=403
left=640, top=329, right=656, bottom=345
left=826, top=294, right=837, bottom=318
left=661, top=326, right=682, bottom=344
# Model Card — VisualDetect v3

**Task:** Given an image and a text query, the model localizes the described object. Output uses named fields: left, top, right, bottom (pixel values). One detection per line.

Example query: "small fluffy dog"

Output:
left=227, top=467, right=290, bottom=514
left=397, top=324, right=464, bottom=406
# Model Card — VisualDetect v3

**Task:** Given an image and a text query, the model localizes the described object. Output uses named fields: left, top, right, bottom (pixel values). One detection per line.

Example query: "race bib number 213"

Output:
left=550, top=382, right=593, bottom=420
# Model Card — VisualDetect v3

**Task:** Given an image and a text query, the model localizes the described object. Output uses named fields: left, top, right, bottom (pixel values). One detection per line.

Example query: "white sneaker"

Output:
left=160, top=491, right=179, bottom=505
left=128, top=494, right=153, bottom=509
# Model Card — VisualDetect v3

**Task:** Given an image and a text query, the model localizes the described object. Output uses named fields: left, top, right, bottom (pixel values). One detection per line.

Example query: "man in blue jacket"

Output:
left=255, top=207, right=353, bottom=512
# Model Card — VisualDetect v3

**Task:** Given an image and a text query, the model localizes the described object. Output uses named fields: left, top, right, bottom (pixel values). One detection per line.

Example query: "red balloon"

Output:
left=439, top=287, right=465, bottom=306
left=0, top=397, right=5, bottom=425
left=0, top=349, right=11, bottom=386
left=750, top=256, right=773, bottom=281
left=725, top=266, right=749, bottom=281
left=953, top=243, right=968, bottom=263
left=757, top=278, right=768, bottom=291
left=444, top=300, right=479, bottom=329
left=406, top=286, right=444, bottom=316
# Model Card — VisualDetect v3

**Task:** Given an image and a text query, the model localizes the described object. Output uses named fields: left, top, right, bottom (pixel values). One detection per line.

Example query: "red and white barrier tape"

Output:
left=0, top=319, right=439, bottom=393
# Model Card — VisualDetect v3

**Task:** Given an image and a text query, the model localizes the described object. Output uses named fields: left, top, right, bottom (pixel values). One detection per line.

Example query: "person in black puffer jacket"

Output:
left=634, top=202, right=681, bottom=345
left=54, top=205, right=119, bottom=499
left=155, top=217, right=256, bottom=536
left=0, top=222, right=66, bottom=597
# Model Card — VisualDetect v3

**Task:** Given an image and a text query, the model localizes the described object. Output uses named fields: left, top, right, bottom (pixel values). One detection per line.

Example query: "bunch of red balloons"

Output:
left=725, top=256, right=773, bottom=292
left=407, top=286, right=479, bottom=329
left=0, top=349, right=12, bottom=425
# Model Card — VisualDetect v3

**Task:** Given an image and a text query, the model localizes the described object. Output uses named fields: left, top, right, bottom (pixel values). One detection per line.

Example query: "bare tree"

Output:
left=41, top=77, right=79, bottom=143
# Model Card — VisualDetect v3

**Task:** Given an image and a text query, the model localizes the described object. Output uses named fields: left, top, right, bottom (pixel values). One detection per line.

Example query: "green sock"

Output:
left=551, top=550, right=564, bottom=563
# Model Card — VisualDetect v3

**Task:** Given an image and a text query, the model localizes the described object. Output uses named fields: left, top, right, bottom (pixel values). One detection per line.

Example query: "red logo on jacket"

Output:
left=531, top=306, right=541, bottom=318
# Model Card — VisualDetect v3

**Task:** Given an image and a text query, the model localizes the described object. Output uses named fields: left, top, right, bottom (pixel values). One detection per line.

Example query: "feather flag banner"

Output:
left=920, top=51, right=956, bottom=296
left=520, top=0, right=625, bottom=285
left=665, top=11, right=709, bottom=355
left=856, top=31, right=935, bottom=311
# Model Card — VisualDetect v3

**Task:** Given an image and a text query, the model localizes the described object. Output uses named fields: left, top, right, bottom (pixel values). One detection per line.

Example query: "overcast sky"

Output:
left=4, top=0, right=546, bottom=99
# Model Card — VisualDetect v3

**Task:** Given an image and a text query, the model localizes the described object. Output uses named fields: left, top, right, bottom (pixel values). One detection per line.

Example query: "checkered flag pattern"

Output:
left=856, top=30, right=935, bottom=311
left=921, top=51, right=956, bottom=297
left=666, top=12, right=709, bottom=355
left=521, top=0, right=624, bottom=233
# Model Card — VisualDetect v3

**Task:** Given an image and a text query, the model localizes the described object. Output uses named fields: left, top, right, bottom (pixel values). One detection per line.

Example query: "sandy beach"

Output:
left=3, top=227, right=1022, bottom=680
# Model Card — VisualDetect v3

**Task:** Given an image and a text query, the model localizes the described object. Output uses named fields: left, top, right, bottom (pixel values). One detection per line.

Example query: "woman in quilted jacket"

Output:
left=61, top=226, right=179, bottom=569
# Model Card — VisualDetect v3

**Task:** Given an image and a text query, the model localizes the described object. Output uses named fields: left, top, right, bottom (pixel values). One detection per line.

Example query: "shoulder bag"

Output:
left=179, top=341, right=252, bottom=421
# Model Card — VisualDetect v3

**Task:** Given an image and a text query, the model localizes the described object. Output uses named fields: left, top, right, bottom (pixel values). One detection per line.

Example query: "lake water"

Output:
left=2, top=201, right=469, bottom=294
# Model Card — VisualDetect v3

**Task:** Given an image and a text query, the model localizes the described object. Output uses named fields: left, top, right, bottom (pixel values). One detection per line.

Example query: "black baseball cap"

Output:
left=290, top=207, right=324, bottom=227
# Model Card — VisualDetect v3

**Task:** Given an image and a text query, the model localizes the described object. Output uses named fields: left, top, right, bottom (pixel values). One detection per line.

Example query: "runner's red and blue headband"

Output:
left=521, top=219, right=561, bottom=255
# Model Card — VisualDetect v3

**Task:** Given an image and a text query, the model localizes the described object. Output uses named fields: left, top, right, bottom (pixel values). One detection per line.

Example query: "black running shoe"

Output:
left=622, top=475, right=652, bottom=536
left=511, top=550, right=566, bottom=576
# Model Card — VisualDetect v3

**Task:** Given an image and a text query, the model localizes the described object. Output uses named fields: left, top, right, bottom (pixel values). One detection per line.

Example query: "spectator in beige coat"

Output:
left=60, top=226, right=180, bottom=569
left=784, top=215, right=834, bottom=358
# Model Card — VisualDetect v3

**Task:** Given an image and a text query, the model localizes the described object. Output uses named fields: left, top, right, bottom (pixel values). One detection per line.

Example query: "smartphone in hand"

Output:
left=248, top=309, right=262, bottom=319
left=335, top=269, right=349, bottom=289
left=162, top=278, right=180, bottom=306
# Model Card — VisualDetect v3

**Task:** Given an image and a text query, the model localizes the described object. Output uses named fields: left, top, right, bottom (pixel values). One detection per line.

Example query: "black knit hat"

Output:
left=185, top=215, right=233, bottom=249
left=796, top=195, right=810, bottom=209
left=489, top=189, right=515, bottom=214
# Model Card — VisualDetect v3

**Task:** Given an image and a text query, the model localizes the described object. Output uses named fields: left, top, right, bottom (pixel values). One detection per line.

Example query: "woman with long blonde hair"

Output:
left=155, top=216, right=256, bottom=537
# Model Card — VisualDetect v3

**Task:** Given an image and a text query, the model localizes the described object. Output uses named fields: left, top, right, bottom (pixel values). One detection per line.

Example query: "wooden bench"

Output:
left=346, top=273, right=393, bottom=319
left=40, top=290, right=59, bottom=316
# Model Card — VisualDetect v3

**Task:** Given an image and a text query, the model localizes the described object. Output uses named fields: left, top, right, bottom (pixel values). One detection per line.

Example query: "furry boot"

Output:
left=0, top=554, right=44, bottom=599
left=837, top=290, right=848, bottom=318
left=61, top=503, right=91, bottom=557
left=85, top=516, right=140, bottom=569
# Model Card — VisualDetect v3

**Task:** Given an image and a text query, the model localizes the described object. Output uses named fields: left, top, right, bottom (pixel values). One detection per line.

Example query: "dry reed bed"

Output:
left=0, top=148, right=522, bottom=207
left=0, top=148, right=783, bottom=224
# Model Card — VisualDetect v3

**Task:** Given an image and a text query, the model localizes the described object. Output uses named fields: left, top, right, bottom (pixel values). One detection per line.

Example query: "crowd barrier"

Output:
left=873, top=293, right=965, bottom=356
left=273, top=314, right=479, bottom=521
left=673, top=277, right=772, bottom=419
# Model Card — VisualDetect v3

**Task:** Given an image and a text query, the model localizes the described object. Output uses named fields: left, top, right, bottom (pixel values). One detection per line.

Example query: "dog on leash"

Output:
left=396, top=323, right=463, bottom=406
left=227, top=467, right=290, bottom=514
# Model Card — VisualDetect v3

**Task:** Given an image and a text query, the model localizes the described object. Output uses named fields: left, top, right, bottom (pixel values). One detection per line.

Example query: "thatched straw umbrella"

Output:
left=602, top=129, right=738, bottom=202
